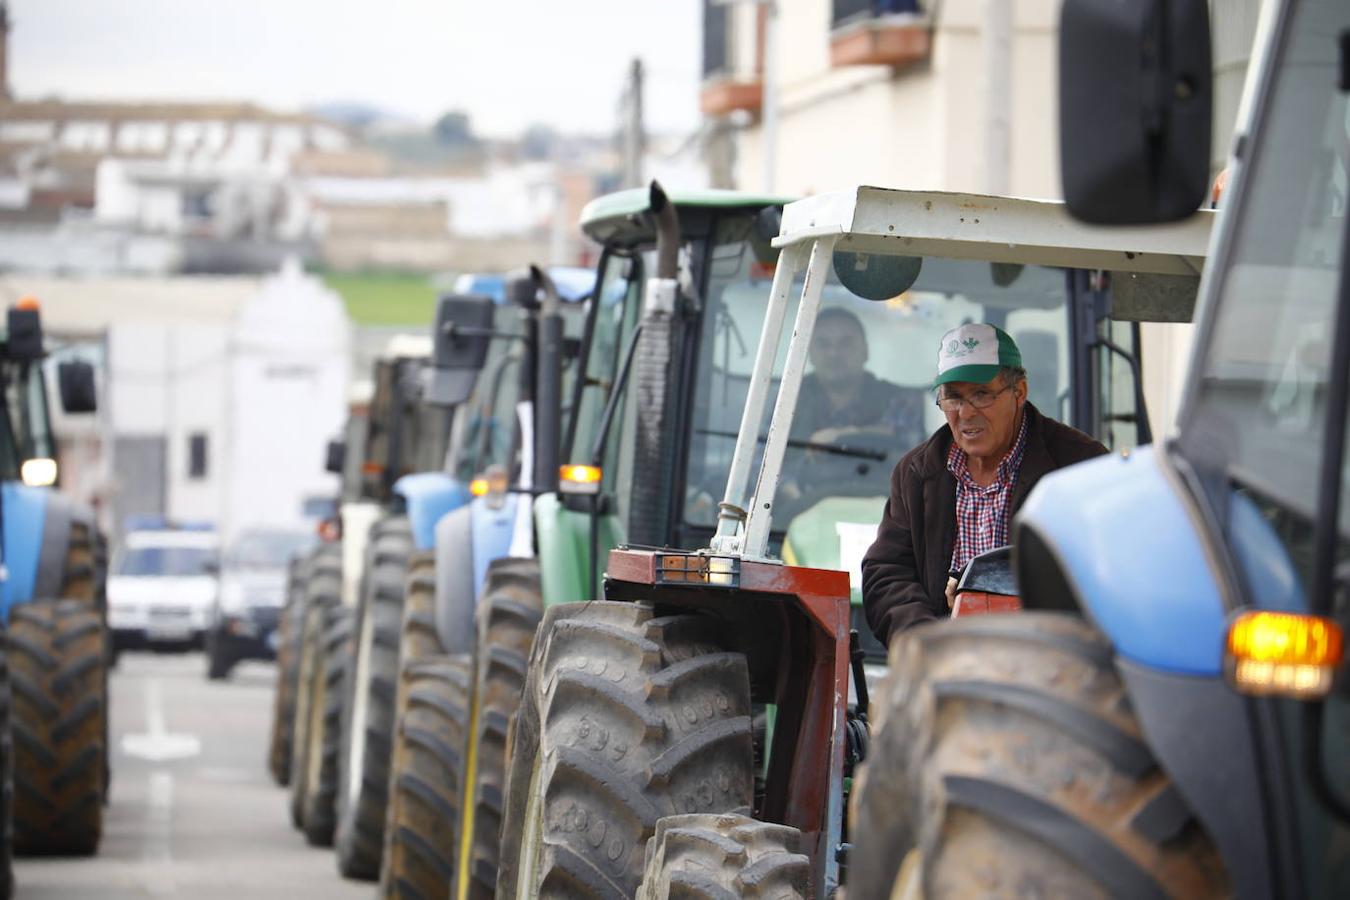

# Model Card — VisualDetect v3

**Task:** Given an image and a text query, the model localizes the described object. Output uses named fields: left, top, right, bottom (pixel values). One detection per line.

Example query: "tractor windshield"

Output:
left=1176, top=0, right=1350, bottom=834
left=0, top=361, right=55, bottom=481
left=683, top=215, right=1074, bottom=535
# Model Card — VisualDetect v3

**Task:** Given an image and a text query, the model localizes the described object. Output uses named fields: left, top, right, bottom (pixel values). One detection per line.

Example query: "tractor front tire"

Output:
left=287, top=551, right=341, bottom=830
left=0, top=639, right=13, bottom=896
left=850, top=612, right=1230, bottom=900
left=8, top=599, right=106, bottom=855
left=301, top=602, right=353, bottom=847
left=456, top=559, right=542, bottom=899
left=269, top=552, right=314, bottom=786
left=496, top=601, right=755, bottom=900
left=635, top=813, right=809, bottom=900
left=378, top=655, right=471, bottom=900
left=336, top=515, right=413, bottom=878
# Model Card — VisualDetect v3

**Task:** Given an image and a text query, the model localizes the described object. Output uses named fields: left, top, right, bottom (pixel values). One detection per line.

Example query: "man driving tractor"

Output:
left=861, top=323, right=1108, bottom=644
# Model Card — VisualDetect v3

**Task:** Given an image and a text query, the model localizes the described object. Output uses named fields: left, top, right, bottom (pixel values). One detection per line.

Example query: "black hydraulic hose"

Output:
left=588, top=322, right=645, bottom=466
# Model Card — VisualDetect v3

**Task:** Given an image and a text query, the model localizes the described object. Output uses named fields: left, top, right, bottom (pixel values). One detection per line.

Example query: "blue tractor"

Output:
left=329, top=268, right=591, bottom=879
left=851, top=1, right=1348, bottom=897
left=0, top=300, right=108, bottom=883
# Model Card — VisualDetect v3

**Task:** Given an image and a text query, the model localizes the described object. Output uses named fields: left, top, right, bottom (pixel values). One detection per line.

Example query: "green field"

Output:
left=323, top=272, right=439, bottom=326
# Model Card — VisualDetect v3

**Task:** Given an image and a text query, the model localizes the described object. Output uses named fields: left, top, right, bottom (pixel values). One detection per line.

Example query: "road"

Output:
left=15, top=652, right=370, bottom=900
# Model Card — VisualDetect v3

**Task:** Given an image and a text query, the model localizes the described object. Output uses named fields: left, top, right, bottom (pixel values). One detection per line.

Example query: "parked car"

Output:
left=206, top=528, right=316, bottom=680
left=108, top=527, right=220, bottom=655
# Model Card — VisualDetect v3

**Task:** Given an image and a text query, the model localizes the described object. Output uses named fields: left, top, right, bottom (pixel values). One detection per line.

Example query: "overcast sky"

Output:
left=8, top=0, right=703, bottom=137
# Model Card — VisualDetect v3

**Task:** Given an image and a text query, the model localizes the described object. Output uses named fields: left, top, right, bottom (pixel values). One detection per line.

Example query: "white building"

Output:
left=5, top=265, right=349, bottom=540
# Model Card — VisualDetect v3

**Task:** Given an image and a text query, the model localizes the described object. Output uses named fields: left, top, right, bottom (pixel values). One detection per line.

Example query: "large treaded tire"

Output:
left=457, top=559, right=543, bottom=900
left=0, top=640, right=13, bottom=896
left=496, top=601, right=755, bottom=900
left=269, top=551, right=314, bottom=786
left=336, top=515, right=413, bottom=878
left=302, top=602, right=354, bottom=847
left=288, top=550, right=341, bottom=830
left=851, top=613, right=1230, bottom=900
left=8, top=599, right=105, bottom=854
left=635, top=813, right=809, bottom=899
left=378, top=655, right=471, bottom=900
left=397, top=551, right=444, bottom=685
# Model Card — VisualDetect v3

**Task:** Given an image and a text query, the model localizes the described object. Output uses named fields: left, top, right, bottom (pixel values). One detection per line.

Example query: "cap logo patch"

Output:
left=945, top=337, right=980, bottom=359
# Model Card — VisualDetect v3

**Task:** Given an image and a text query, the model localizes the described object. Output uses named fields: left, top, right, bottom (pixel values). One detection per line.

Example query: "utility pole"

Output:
left=621, top=58, right=645, bottom=188
left=760, top=0, right=779, bottom=194
left=982, top=0, right=1012, bottom=195
left=0, top=1, right=12, bottom=101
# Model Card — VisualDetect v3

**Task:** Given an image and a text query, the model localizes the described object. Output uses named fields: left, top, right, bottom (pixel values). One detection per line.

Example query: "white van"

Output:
left=108, top=528, right=220, bottom=653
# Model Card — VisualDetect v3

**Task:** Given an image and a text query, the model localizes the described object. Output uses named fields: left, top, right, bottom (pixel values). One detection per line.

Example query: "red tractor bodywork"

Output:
left=604, top=547, right=852, bottom=896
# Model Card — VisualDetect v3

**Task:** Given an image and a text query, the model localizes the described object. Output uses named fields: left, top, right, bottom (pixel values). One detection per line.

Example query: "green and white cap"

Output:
left=933, top=323, right=1022, bottom=388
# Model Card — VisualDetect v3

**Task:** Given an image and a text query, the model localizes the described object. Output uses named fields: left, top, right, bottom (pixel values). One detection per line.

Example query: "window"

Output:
left=188, top=433, right=208, bottom=479
left=1180, top=0, right=1350, bottom=828
left=682, top=217, right=1073, bottom=531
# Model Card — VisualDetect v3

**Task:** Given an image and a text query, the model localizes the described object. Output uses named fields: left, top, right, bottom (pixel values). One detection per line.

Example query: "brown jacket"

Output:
left=861, top=403, right=1108, bottom=645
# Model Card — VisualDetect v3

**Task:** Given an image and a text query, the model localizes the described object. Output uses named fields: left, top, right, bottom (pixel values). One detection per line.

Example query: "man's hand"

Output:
left=945, top=575, right=958, bottom=609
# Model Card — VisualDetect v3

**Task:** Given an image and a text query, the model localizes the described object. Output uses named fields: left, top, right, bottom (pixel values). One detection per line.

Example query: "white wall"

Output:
left=108, top=322, right=230, bottom=528
left=735, top=0, right=1060, bottom=199
left=223, top=262, right=349, bottom=541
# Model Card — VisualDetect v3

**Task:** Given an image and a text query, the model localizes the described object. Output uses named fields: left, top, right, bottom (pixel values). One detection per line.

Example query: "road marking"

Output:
left=144, top=771, right=176, bottom=895
left=121, top=678, right=202, bottom=762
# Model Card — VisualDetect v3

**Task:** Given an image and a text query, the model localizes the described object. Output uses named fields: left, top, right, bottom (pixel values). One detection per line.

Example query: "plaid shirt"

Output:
left=947, top=412, right=1029, bottom=573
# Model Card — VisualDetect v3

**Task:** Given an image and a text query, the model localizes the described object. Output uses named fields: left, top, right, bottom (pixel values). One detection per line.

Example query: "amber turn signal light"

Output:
left=1226, top=611, right=1343, bottom=699
left=559, top=464, right=601, bottom=495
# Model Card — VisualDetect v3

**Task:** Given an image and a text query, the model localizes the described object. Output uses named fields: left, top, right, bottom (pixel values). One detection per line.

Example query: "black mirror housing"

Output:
left=1059, top=0, right=1212, bottom=224
left=325, top=439, right=346, bottom=475
left=58, top=360, right=97, bottom=414
left=7, top=308, right=43, bottom=363
left=429, top=294, right=495, bottom=407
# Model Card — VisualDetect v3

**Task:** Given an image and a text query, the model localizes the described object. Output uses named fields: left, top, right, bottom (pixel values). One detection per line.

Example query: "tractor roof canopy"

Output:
left=581, top=187, right=794, bottom=248
left=777, top=186, right=1211, bottom=276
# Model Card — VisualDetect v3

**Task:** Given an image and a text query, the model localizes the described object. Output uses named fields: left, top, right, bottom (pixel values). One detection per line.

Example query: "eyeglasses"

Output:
left=935, top=384, right=1012, bottom=412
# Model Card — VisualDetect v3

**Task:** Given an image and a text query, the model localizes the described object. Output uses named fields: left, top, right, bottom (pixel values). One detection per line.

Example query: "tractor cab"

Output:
left=492, top=184, right=1214, bottom=899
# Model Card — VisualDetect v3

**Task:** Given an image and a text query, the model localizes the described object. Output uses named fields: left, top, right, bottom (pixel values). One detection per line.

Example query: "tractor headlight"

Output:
left=21, top=458, right=57, bottom=487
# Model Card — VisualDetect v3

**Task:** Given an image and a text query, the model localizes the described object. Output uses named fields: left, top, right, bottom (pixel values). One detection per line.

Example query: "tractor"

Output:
left=478, top=179, right=1214, bottom=899
left=335, top=270, right=592, bottom=881
left=852, top=1, right=1350, bottom=897
left=287, top=334, right=452, bottom=849
left=0, top=299, right=108, bottom=886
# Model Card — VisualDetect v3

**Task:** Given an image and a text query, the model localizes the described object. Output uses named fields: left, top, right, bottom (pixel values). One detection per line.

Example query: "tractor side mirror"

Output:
left=505, top=269, right=540, bottom=309
left=325, top=439, right=346, bottom=475
left=428, top=294, right=495, bottom=407
left=832, top=250, right=922, bottom=301
left=58, top=360, right=97, bottom=413
left=1059, top=0, right=1212, bottom=224
left=7, top=307, right=43, bottom=363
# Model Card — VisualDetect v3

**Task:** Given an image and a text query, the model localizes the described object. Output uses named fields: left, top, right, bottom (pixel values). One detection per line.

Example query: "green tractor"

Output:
left=476, top=184, right=1213, bottom=897
left=0, top=300, right=109, bottom=885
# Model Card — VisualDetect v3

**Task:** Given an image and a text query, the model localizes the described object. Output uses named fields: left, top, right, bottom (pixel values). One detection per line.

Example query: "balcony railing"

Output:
left=832, top=0, right=922, bottom=29
left=830, top=0, right=929, bottom=69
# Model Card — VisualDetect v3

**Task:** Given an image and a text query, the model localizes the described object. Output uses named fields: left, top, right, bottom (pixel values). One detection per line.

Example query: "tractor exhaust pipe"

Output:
left=531, top=264, right=563, bottom=495
left=650, top=181, right=678, bottom=282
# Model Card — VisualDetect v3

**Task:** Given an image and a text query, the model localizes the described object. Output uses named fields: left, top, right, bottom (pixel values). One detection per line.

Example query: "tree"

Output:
left=433, top=111, right=475, bottom=147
